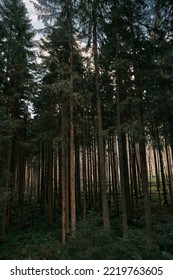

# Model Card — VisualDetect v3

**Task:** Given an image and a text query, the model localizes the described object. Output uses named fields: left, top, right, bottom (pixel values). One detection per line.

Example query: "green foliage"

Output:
left=0, top=201, right=61, bottom=260
left=59, top=227, right=144, bottom=260
left=58, top=212, right=173, bottom=260
left=1, top=205, right=173, bottom=260
left=161, top=251, right=173, bottom=260
left=0, top=225, right=60, bottom=260
left=152, top=214, right=173, bottom=256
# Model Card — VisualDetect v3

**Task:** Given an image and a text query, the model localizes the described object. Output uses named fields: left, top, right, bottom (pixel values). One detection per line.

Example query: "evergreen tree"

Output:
left=32, top=1, right=85, bottom=241
left=0, top=0, right=35, bottom=239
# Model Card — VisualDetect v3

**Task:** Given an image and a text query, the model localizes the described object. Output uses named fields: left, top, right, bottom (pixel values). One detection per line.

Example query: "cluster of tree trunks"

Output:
left=1, top=0, right=173, bottom=250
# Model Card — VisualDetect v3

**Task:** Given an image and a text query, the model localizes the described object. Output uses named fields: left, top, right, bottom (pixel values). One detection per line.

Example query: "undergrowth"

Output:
left=1, top=206, right=173, bottom=260
left=59, top=211, right=173, bottom=260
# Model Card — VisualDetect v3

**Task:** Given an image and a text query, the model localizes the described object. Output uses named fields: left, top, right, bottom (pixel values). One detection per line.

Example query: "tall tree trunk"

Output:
left=122, top=133, right=131, bottom=220
left=54, top=147, right=58, bottom=222
left=139, top=132, right=152, bottom=246
left=117, top=101, right=128, bottom=237
left=82, top=127, right=87, bottom=222
left=156, top=130, right=168, bottom=205
left=2, top=141, right=12, bottom=240
left=40, top=142, right=45, bottom=212
left=127, top=0, right=152, bottom=245
left=110, top=134, right=119, bottom=214
left=61, top=91, right=68, bottom=245
left=131, top=137, right=139, bottom=216
left=115, top=32, right=128, bottom=236
left=92, top=2, right=110, bottom=227
left=48, top=139, right=53, bottom=227
left=75, top=123, right=81, bottom=212
left=153, top=146, right=162, bottom=209
left=69, top=0, right=76, bottom=239
left=165, top=139, right=173, bottom=212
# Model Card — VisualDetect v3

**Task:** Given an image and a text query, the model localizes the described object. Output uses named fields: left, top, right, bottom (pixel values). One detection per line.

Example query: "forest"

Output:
left=0, top=0, right=173, bottom=260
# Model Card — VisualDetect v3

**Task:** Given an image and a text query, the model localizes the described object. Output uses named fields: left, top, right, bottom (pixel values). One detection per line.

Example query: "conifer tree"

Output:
left=32, top=0, right=86, bottom=242
left=0, top=0, right=35, bottom=239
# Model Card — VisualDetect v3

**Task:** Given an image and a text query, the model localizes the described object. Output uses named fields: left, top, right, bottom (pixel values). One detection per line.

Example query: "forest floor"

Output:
left=1, top=200, right=173, bottom=260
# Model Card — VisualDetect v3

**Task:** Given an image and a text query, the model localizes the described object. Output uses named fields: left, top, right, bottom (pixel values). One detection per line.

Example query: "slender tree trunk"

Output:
left=54, top=147, right=58, bottom=222
left=2, top=141, right=12, bottom=240
left=92, top=135, right=98, bottom=209
left=48, top=139, right=53, bottom=227
left=165, top=139, right=173, bottom=213
left=122, top=133, right=131, bottom=220
left=70, top=99, right=76, bottom=238
left=82, top=128, right=87, bottom=222
left=117, top=108, right=128, bottom=237
left=139, top=133, right=152, bottom=246
left=75, top=124, right=81, bottom=211
left=92, top=3, right=110, bottom=227
left=156, top=130, right=168, bottom=205
left=131, top=137, right=139, bottom=216
left=127, top=0, right=152, bottom=243
left=40, top=142, right=45, bottom=212
left=69, top=0, right=76, bottom=239
left=153, top=146, right=161, bottom=210
left=61, top=91, right=67, bottom=245
left=110, top=134, right=119, bottom=214
left=115, top=33, right=128, bottom=236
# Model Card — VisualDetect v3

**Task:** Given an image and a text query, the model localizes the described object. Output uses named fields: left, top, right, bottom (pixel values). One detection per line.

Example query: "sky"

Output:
left=23, top=0, right=44, bottom=30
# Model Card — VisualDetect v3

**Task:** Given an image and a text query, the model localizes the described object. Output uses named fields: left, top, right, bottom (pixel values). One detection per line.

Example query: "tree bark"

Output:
left=92, top=2, right=110, bottom=227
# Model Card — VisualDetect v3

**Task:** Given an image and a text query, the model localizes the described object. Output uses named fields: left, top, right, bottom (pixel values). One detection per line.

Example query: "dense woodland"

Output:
left=1, top=0, right=173, bottom=260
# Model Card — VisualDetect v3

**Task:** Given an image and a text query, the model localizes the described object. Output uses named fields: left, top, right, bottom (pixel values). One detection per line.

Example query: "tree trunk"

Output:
left=61, top=91, right=67, bottom=244
left=139, top=134, right=152, bottom=246
left=153, top=146, right=161, bottom=209
left=69, top=0, right=76, bottom=239
left=92, top=2, right=110, bottom=227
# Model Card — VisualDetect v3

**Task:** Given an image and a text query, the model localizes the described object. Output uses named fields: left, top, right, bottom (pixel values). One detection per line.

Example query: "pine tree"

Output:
left=0, top=0, right=35, bottom=239
left=32, top=0, right=85, bottom=241
left=77, top=0, right=110, bottom=227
